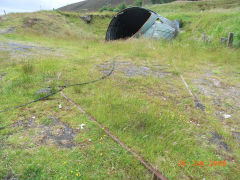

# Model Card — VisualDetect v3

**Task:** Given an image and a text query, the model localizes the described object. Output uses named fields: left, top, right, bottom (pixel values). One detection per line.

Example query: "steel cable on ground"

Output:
left=0, top=59, right=168, bottom=179
left=0, top=61, right=115, bottom=115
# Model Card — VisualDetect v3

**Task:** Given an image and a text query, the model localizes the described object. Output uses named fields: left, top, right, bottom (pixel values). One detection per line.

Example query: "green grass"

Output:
left=0, top=0, right=240, bottom=179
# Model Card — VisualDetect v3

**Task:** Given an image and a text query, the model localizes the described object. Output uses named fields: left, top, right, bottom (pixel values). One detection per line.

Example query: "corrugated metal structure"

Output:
left=106, top=7, right=178, bottom=41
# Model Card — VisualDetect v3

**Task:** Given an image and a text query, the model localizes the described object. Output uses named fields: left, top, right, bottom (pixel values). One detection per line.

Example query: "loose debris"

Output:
left=209, top=132, right=231, bottom=152
left=106, top=7, right=178, bottom=41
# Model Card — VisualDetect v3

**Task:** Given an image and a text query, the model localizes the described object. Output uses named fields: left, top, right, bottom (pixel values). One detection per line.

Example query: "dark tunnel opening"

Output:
left=106, top=7, right=152, bottom=41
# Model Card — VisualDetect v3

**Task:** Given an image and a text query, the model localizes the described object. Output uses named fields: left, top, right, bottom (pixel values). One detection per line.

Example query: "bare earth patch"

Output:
left=97, top=61, right=172, bottom=78
left=12, top=116, right=77, bottom=148
left=192, top=70, right=240, bottom=146
left=0, top=41, right=63, bottom=60
left=0, top=27, right=15, bottom=35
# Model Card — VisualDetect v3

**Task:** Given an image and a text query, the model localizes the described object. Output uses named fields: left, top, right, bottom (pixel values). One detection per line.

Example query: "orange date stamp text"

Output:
left=178, top=161, right=227, bottom=167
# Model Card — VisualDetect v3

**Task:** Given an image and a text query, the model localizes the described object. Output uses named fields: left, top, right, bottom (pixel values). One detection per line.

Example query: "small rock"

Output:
left=223, top=114, right=231, bottom=119
left=58, top=104, right=62, bottom=109
left=80, top=15, right=93, bottom=24
left=143, top=135, right=149, bottom=138
left=88, top=139, right=92, bottom=142
left=80, top=123, right=85, bottom=129
left=195, top=100, right=205, bottom=111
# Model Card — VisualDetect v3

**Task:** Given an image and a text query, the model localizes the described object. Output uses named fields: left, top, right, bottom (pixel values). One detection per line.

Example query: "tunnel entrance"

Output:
left=105, top=7, right=152, bottom=41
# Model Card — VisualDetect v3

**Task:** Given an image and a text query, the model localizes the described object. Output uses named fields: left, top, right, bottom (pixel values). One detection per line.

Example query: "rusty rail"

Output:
left=60, top=91, right=168, bottom=180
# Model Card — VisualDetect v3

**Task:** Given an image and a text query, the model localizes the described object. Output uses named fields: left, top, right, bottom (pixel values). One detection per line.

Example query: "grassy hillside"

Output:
left=58, top=0, right=152, bottom=12
left=0, top=0, right=240, bottom=179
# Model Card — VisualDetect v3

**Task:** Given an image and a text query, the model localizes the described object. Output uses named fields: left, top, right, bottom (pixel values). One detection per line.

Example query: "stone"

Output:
left=80, top=123, right=85, bottom=129
left=195, top=100, right=205, bottom=111
left=223, top=114, right=231, bottom=119
left=80, top=15, right=93, bottom=24
left=35, top=88, right=51, bottom=95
